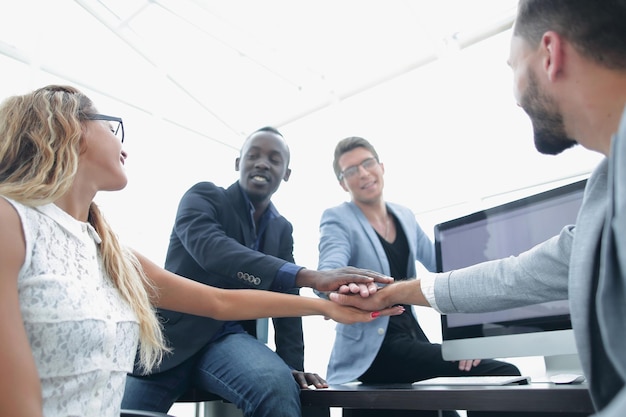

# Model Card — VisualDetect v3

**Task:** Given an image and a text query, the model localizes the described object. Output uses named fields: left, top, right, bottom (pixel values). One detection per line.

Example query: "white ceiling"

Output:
left=0, top=0, right=604, bottom=268
left=1, top=0, right=518, bottom=149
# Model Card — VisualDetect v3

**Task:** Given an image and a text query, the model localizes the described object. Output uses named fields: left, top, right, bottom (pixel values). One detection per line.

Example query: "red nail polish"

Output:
left=371, top=311, right=380, bottom=318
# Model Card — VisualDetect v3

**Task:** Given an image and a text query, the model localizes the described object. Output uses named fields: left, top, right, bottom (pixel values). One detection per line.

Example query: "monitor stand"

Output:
left=544, top=353, right=583, bottom=377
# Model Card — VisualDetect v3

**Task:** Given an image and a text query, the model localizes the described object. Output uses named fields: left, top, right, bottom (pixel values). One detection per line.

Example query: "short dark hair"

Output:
left=252, top=125, right=283, bottom=137
left=240, top=125, right=290, bottom=165
left=333, top=136, right=379, bottom=180
left=515, top=0, right=626, bottom=70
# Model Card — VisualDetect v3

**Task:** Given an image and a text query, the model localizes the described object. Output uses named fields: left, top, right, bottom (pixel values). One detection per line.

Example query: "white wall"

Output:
left=1, top=12, right=602, bottom=417
left=1, top=25, right=602, bottom=375
left=269, top=29, right=601, bottom=376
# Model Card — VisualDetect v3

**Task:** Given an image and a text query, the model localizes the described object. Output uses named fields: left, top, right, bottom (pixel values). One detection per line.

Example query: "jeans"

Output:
left=121, top=332, right=301, bottom=417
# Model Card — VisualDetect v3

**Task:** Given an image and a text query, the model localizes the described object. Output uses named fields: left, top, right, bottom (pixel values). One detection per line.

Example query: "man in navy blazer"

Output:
left=331, top=1, right=626, bottom=416
left=122, top=127, right=392, bottom=417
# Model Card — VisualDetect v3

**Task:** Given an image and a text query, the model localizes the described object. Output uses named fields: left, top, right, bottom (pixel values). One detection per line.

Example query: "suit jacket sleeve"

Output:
left=594, top=108, right=626, bottom=417
left=433, top=225, right=573, bottom=313
left=166, top=182, right=287, bottom=290
left=318, top=206, right=353, bottom=271
left=315, top=205, right=354, bottom=299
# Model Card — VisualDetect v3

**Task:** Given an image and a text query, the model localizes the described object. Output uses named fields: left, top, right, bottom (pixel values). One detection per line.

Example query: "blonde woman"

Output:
left=0, top=85, right=401, bottom=417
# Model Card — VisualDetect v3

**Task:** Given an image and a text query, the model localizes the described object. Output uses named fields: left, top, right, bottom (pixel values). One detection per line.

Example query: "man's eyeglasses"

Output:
left=339, top=157, right=379, bottom=181
left=85, top=114, right=125, bottom=143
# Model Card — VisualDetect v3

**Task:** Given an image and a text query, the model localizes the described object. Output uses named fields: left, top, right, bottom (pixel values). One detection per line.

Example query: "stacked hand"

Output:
left=297, top=266, right=393, bottom=297
left=327, top=278, right=482, bottom=372
left=329, top=282, right=393, bottom=311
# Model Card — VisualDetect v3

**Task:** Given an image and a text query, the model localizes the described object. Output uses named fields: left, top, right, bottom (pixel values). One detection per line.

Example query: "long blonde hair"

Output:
left=0, top=85, right=167, bottom=372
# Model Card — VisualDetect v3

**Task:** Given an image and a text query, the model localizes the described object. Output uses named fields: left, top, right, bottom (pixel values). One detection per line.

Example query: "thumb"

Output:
left=328, top=292, right=342, bottom=303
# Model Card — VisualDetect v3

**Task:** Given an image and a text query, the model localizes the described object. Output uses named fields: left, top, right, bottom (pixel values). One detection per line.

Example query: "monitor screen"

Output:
left=434, top=179, right=587, bottom=375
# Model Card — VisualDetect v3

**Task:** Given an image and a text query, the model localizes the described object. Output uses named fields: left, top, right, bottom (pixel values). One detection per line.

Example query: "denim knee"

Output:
left=238, top=367, right=301, bottom=417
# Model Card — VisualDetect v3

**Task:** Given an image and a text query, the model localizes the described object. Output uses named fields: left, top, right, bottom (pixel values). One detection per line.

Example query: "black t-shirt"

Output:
left=376, top=214, right=421, bottom=338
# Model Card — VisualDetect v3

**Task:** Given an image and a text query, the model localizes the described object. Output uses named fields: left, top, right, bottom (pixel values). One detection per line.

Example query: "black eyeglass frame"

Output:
left=338, top=157, right=379, bottom=181
left=85, top=113, right=125, bottom=143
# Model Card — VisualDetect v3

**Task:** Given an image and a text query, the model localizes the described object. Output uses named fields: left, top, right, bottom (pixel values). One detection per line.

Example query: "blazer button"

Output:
left=377, top=328, right=385, bottom=335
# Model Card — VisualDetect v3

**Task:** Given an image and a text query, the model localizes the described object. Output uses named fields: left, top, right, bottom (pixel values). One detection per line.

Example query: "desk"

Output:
left=300, top=382, right=594, bottom=416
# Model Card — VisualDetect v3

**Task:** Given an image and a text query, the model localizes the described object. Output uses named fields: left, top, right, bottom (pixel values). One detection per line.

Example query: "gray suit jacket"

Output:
left=317, top=201, right=435, bottom=383
left=433, top=108, right=626, bottom=416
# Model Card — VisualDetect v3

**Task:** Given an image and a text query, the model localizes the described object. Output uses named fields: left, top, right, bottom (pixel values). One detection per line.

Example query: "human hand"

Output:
left=328, top=287, right=392, bottom=311
left=336, top=281, right=382, bottom=298
left=330, top=279, right=428, bottom=309
left=291, top=370, right=328, bottom=389
left=457, top=359, right=481, bottom=371
left=297, top=267, right=393, bottom=296
left=323, top=299, right=404, bottom=324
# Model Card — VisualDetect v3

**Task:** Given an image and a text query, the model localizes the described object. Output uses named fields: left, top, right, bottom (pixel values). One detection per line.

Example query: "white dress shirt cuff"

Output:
left=420, top=272, right=442, bottom=313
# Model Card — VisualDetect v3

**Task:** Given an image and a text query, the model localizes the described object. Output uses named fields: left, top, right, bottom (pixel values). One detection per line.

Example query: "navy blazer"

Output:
left=149, top=181, right=304, bottom=373
left=317, top=201, right=436, bottom=383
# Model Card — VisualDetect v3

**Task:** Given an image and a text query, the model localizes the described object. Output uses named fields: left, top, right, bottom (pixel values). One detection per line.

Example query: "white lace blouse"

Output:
left=8, top=199, right=139, bottom=417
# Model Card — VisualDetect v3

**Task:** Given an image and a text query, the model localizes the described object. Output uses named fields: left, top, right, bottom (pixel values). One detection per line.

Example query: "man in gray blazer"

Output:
left=318, top=137, right=521, bottom=417
left=330, top=1, right=626, bottom=416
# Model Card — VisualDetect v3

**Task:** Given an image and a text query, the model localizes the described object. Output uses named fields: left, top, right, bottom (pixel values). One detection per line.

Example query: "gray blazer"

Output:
left=433, top=108, right=626, bottom=416
left=317, top=201, right=435, bottom=384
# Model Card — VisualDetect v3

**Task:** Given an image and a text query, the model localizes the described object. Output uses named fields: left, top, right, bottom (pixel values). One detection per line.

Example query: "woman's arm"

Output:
left=0, top=199, right=43, bottom=417
left=135, top=252, right=403, bottom=324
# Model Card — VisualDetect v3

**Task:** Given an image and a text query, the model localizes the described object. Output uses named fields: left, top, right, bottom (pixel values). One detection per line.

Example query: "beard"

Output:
left=521, top=71, right=577, bottom=155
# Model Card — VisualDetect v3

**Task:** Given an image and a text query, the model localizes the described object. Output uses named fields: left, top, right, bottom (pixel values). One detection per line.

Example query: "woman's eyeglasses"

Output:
left=85, top=114, right=124, bottom=143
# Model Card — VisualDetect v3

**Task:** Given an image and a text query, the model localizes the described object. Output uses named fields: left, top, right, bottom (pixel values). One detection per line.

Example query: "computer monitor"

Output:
left=434, top=179, right=587, bottom=376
